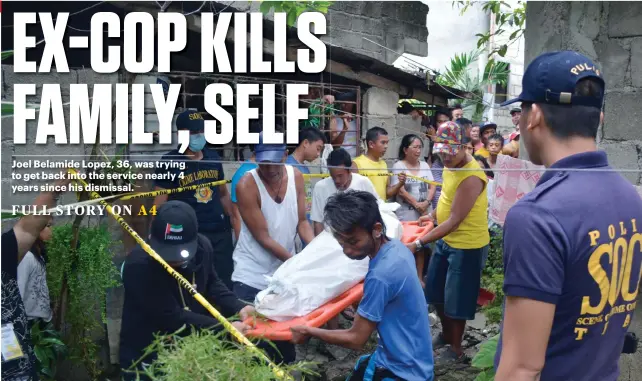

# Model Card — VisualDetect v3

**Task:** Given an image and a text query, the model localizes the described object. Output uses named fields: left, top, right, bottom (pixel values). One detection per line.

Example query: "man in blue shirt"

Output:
left=153, top=110, right=236, bottom=289
left=494, top=51, right=642, bottom=381
left=290, top=191, right=434, bottom=381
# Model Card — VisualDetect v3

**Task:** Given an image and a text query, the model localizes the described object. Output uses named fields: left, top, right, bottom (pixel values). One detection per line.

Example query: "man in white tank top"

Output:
left=232, top=132, right=313, bottom=363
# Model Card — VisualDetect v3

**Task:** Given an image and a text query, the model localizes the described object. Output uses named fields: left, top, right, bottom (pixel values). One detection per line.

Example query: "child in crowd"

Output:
left=486, top=134, right=504, bottom=169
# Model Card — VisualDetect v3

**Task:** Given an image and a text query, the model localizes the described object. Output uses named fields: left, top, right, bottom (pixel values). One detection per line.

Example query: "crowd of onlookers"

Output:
left=1, top=93, right=519, bottom=381
left=5, top=49, right=640, bottom=381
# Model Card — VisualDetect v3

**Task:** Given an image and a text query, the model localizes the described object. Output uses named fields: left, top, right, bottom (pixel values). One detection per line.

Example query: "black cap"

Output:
left=176, top=109, right=205, bottom=132
left=510, top=107, right=522, bottom=115
left=149, top=201, right=199, bottom=263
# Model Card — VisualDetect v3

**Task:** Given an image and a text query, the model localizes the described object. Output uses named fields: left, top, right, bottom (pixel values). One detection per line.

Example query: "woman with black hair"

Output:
left=17, top=218, right=53, bottom=325
left=391, top=135, right=437, bottom=286
left=391, top=134, right=436, bottom=222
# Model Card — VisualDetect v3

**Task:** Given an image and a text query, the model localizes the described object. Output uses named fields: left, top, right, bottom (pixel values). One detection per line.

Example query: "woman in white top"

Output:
left=17, top=218, right=53, bottom=323
left=391, top=134, right=437, bottom=222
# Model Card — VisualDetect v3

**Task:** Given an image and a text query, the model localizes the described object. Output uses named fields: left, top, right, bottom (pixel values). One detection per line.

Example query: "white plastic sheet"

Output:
left=254, top=203, right=403, bottom=321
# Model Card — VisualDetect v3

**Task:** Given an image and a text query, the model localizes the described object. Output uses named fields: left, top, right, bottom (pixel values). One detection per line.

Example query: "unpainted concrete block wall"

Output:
left=226, top=1, right=429, bottom=65
left=362, top=87, right=424, bottom=165
left=524, top=1, right=642, bottom=186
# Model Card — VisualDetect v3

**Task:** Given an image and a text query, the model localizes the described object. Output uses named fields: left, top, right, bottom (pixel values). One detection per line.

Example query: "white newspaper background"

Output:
left=254, top=202, right=403, bottom=321
left=489, top=155, right=546, bottom=226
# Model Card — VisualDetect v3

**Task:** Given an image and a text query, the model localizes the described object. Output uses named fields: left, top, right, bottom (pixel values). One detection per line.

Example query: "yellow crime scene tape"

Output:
left=67, top=169, right=291, bottom=381
left=118, top=179, right=231, bottom=201
left=82, top=171, right=442, bottom=204
left=302, top=172, right=442, bottom=187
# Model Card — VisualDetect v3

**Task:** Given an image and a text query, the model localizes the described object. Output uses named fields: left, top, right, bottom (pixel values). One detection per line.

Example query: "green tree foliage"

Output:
left=472, top=334, right=500, bottom=381
left=46, top=223, right=121, bottom=379
left=129, top=326, right=317, bottom=381
left=259, top=1, right=334, bottom=26
left=454, top=0, right=526, bottom=58
left=481, top=226, right=505, bottom=324
left=30, top=321, right=67, bottom=380
left=436, top=50, right=510, bottom=122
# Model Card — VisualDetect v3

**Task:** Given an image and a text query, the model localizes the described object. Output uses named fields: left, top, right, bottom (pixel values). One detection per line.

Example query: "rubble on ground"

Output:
left=294, top=312, right=499, bottom=380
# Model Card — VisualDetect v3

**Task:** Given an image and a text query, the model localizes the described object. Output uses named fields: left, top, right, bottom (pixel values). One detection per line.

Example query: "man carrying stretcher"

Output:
left=290, top=191, right=434, bottom=381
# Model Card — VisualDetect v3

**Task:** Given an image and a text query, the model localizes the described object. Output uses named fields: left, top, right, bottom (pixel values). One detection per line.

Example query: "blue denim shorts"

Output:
left=424, top=240, right=489, bottom=320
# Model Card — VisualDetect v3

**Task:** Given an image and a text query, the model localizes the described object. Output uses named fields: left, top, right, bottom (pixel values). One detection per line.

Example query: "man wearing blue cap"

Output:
left=231, top=131, right=313, bottom=363
left=493, top=51, right=642, bottom=381
left=153, top=110, right=237, bottom=289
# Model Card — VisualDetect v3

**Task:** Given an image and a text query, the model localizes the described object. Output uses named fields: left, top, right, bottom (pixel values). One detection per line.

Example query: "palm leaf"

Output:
left=1, top=50, right=14, bottom=61
left=483, top=59, right=510, bottom=86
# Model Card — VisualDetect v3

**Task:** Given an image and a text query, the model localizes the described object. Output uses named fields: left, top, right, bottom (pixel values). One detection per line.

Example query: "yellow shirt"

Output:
left=353, top=155, right=388, bottom=200
left=436, top=159, right=489, bottom=249
left=476, top=147, right=490, bottom=158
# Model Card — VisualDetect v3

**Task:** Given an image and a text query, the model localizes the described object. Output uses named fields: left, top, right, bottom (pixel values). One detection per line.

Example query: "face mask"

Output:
left=189, top=134, right=206, bottom=152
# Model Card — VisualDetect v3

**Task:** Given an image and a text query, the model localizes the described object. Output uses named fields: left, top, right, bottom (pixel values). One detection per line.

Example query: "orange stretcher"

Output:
left=244, top=220, right=434, bottom=341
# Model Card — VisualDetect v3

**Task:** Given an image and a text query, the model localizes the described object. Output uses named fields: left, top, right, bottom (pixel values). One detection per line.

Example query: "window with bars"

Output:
left=164, top=72, right=363, bottom=162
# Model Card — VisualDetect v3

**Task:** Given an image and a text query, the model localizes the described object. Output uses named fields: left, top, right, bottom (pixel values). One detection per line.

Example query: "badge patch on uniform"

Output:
left=195, top=186, right=213, bottom=204
left=1, top=323, right=25, bottom=362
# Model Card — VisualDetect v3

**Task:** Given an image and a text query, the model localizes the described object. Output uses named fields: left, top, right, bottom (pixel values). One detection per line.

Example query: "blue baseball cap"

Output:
left=175, top=109, right=205, bottom=132
left=254, top=132, right=287, bottom=163
left=501, top=51, right=605, bottom=109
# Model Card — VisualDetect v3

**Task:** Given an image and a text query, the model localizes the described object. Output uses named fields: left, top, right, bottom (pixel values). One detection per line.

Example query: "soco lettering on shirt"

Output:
left=575, top=218, right=641, bottom=340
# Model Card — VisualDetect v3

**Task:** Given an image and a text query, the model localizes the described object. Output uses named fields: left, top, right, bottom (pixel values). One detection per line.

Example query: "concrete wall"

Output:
left=489, top=0, right=525, bottom=132
left=393, top=0, right=525, bottom=132
left=396, top=1, right=489, bottom=74
left=523, top=1, right=642, bottom=186
left=362, top=87, right=424, bottom=166
left=226, top=0, right=429, bottom=65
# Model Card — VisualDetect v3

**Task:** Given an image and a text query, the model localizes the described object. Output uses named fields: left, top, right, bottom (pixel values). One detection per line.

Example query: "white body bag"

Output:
left=254, top=203, right=403, bottom=321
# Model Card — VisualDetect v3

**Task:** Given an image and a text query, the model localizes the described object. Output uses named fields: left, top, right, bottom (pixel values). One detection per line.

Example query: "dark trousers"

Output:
left=201, top=230, right=235, bottom=290
left=347, top=354, right=404, bottom=381
left=233, top=282, right=297, bottom=364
